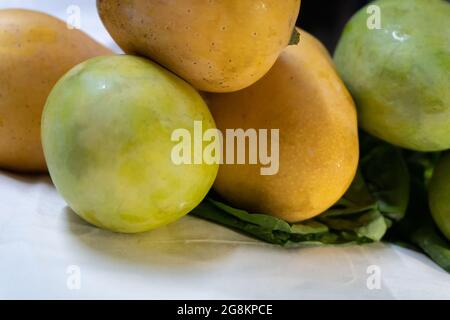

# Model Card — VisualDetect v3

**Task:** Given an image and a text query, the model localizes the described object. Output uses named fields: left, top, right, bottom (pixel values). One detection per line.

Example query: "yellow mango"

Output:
left=0, top=9, right=112, bottom=172
left=205, top=30, right=359, bottom=222
left=97, top=0, right=301, bottom=92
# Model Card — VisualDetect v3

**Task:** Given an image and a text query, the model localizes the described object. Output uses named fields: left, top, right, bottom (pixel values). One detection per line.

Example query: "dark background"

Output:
left=296, top=0, right=371, bottom=53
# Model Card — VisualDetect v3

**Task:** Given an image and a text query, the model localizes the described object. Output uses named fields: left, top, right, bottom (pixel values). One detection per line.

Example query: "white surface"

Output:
left=1, top=0, right=450, bottom=300
left=1, top=170, right=450, bottom=300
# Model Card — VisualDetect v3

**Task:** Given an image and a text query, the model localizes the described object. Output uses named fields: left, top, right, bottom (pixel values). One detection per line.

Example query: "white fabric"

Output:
left=1, top=0, right=449, bottom=299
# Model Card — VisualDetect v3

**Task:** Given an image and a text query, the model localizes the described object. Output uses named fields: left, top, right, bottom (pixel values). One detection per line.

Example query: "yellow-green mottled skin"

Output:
left=334, top=0, right=450, bottom=151
left=42, top=55, right=218, bottom=233
left=429, top=153, right=450, bottom=241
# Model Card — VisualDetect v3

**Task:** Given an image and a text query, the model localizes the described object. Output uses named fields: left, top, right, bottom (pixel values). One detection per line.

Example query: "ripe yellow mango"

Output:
left=205, top=30, right=359, bottom=222
left=0, top=9, right=112, bottom=172
left=97, top=0, right=301, bottom=92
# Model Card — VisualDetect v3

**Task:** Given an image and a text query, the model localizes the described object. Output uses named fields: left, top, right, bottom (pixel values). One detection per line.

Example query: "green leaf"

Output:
left=209, top=199, right=292, bottom=233
left=291, top=220, right=329, bottom=235
left=359, top=133, right=410, bottom=221
left=410, top=224, right=450, bottom=273
left=387, top=151, right=450, bottom=273
left=289, top=28, right=300, bottom=46
left=191, top=132, right=410, bottom=247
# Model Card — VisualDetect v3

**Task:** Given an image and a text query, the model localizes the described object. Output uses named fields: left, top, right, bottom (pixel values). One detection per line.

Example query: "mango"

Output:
left=0, top=9, right=112, bottom=172
left=42, top=55, right=218, bottom=233
left=334, top=0, right=450, bottom=151
left=429, top=153, right=450, bottom=241
left=205, top=30, right=359, bottom=222
left=97, top=0, right=301, bottom=92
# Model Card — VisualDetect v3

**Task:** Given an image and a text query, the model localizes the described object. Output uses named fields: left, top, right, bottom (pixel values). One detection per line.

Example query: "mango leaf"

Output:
left=387, top=152, right=450, bottom=273
left=289, top=28, right=301, bottom=46
left=191, top=133, right=410, bottom=247
left=409, top=224, right=450, bottom=273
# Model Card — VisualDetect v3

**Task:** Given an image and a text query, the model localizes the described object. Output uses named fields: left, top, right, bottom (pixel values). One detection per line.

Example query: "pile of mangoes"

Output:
left=0, top=0, right=448, bottom=243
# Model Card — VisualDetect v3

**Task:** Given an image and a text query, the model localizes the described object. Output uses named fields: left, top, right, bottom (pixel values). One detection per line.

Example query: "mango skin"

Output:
left=0, top=9, right=112, bottom=172
left=334, top=0, right=450, bottom=152
left=205, top=30, right=359, bottom=223
left=42, top=56, right=218, bottom=233
left=97, top=0, right=301, bottom=93
left=429, top=153, right=450, bottom=241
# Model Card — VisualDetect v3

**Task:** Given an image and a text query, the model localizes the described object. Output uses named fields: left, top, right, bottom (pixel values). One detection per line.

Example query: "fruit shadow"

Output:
left=64, top=206, right=245, bottom=268
left=0, top=169, right=52, bottom=185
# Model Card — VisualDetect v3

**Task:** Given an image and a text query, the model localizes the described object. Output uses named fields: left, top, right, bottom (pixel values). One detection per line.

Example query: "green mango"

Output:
left=42, top=55, right=218, bottom=233
left=429, top=153, right=450, bottom=241
left=334, top=0, right=450, bottom=151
